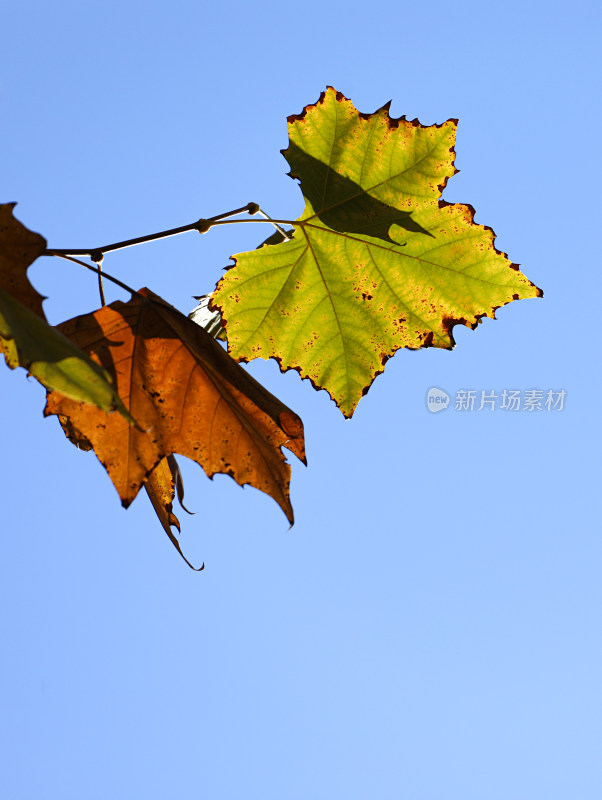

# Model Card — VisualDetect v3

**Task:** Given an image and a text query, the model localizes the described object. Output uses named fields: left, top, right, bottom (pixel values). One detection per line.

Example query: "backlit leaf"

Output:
left=45, top=288, right=306, bottom=524
left=212, top=87, right=543, bottom=417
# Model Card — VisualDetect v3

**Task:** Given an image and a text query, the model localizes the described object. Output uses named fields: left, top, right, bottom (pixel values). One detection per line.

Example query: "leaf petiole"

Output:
left=90, top=251, right=106, bottom=306
left=51, top=254, right=141, bottom=298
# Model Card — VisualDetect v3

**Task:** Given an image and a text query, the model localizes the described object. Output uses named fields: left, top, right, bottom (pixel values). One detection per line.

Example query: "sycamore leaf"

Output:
left=0, top=203, right=132, bottom=415
left=212, top=87, right=543, bottom=418
left=0, top=202, right=47, bottom=316
left=45, top=288, right=306, bottom=524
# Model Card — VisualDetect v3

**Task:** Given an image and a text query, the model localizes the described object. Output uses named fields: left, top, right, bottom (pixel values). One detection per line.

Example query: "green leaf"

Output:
left=0, top=286, right=133, bottom=419
left=212, top=87, right=543, bottom=417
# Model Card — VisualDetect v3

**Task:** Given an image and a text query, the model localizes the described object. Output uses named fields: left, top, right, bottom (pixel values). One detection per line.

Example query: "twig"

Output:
left=42, top=203, right=267, bottom=259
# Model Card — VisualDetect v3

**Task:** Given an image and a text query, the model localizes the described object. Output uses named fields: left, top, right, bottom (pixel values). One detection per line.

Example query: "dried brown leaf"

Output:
left=45, top=288, right=306, bottom=524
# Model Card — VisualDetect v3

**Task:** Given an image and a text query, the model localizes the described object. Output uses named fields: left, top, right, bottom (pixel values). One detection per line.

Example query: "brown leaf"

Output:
left=166, top=453, right=193, bottom=515
left=0, top=203, right=47, bottom=318
left=144, top=455, right=203, bottom=571
left=45, top=288, right=306, bottom=524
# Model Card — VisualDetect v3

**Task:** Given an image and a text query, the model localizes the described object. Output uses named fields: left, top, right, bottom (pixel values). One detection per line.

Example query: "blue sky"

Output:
left=1, top=1, right=600, bottom=798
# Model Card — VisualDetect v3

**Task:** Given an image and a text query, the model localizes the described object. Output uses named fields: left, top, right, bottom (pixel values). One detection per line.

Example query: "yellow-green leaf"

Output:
left=212, top=87, right=543, bottom=417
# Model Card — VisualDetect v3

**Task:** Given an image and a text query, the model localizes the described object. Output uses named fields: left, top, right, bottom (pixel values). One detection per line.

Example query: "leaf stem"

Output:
left=210, top=217, right=295, bottom=226
left=91, top=252, right=107, bottom=306
left=254, top=208, right=294, bottom=240
left=51, top=254, right=141, bottom=298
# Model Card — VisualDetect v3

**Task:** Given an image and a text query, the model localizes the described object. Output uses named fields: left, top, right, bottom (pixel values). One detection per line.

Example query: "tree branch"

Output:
left=42, top=203, right=271, bottom=259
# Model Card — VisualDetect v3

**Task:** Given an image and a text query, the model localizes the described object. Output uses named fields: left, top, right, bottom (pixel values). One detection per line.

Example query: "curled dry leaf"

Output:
left=144, top=455, right=203, bottom=570
left=45, top=288, right=306, bottom=525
